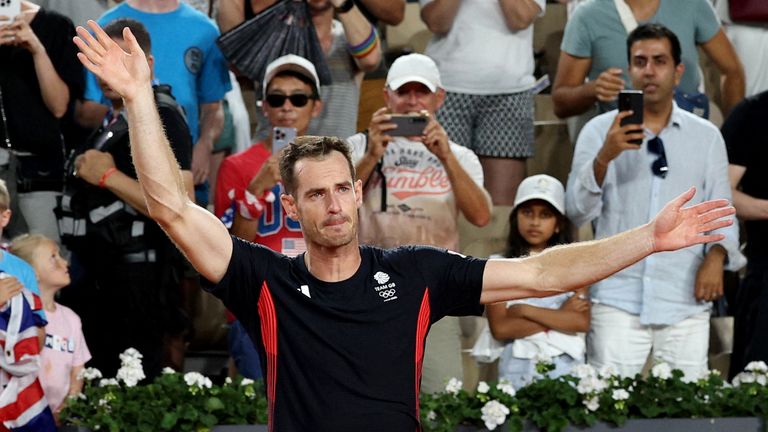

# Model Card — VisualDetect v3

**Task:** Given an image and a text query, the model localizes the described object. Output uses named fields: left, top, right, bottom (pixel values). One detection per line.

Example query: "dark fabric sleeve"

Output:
left=200, top=236, right=276, bottom=323
left=39, top=10, right=85, bottom=100
left=159, top=106, right=193, bottom=171
left=721, top=97, right=755, bottom=168
left=410, top=246, right=487, bottom=321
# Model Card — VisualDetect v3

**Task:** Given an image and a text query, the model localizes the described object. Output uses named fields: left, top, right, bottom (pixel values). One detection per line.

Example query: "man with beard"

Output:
left=75, top=20, right=738, bottom=430
left=565, top=24, right=744, bottom=380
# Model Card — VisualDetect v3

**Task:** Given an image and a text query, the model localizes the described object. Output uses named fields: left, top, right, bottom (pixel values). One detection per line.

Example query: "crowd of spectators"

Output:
left=0, top=0, right=766, bottom=426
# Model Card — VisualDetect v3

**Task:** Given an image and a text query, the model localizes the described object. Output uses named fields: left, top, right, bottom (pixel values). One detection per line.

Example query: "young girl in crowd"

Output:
left=487, top=175, right=589, bottom=388
left=11, top=234, right=91, bottom=420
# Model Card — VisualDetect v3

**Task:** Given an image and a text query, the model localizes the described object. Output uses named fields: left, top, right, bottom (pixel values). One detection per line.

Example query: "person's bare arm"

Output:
left=480, top=188, right=735, bottom=304
left=2, top=15, right=70, bottom=117
left=216, top=0, right=246, bottom=33
left=498, top=0, right=541, bottom=31
left=354, top=107, right=395, bottom=183
left=192, top=101, right=225, bottom=185
left=552, top=52, right=625, bottom=118
left=729, top=164, right=768, bottom=221
left=420, top=0, right=462, bottom=35
left=517, top=291, right=590, bottom=333
left=421, top=117, right=490, bottom=226
left=357, top=0, right=405, bottom=25
left=332, top=0, right=382, bottom=72
left=74, top=22, right=233, bottom=283
left=700, top=29, right=745, bottom=116
left=487, top=302, right=548, bottom=340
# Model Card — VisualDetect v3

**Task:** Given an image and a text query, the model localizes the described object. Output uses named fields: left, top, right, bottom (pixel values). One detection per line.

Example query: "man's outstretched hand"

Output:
left=73, top=20, right=151, bottom=102
left=650, top=187, right=735, bottom=253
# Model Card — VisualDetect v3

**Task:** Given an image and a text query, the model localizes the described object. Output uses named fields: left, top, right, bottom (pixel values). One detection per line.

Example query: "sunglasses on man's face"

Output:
left=265, top=93, right=312, bottom=108
left=647, top=136, right=668, bottom=178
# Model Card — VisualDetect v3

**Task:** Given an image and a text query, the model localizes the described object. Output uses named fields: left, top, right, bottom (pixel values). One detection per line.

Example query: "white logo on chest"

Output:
left=298, top=285, right=311, bottom=298
left=373, top=272, right=398, bottom=302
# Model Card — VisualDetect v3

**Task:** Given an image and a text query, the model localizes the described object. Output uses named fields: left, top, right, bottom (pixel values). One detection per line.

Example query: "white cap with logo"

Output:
left=513, top=174, right=565, bottom=215
left=386, top=53, right=442, bottom=93
left=262, top=54, right=321, bottom=99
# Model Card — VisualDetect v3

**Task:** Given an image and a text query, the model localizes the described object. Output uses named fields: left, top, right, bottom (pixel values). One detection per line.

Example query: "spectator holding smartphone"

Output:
left=346, top=53, right=491, bottom=393
left=565, top=24, right=743, bottom=380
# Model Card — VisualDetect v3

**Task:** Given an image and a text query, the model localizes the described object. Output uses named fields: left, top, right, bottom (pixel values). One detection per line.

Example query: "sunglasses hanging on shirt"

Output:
left=647, top=136, right=668, bottom=178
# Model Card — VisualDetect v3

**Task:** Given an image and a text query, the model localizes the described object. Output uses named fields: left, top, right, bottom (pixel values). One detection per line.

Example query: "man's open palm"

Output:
left=651, top=187, right=735, bottom=252
left=73, top=20, right=150, bottom=102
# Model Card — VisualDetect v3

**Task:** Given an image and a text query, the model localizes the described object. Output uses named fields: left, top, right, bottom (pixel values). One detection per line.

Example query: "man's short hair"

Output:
left=626, top=23, right=682, bottom=66
left=279, top=136, right=355, bottom=195
left=0, top=179, right=9, bottom=211
left=103, top=18, right=152, bottom=54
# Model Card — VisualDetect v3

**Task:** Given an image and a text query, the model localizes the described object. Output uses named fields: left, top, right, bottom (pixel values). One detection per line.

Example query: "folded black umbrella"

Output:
left=217, top=0, right=332, bottom=90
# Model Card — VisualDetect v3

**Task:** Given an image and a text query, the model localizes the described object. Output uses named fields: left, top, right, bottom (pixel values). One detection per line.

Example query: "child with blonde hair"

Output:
left=11, top=234, right=90, bottom=421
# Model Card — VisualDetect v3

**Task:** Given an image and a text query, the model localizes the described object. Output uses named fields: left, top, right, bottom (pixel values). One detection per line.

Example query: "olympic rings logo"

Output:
left=379, top=289, right=396, bottom=298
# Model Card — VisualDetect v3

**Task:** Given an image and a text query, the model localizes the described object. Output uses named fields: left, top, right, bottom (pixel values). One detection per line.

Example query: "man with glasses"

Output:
left=565, top=24, right=744, bottom=380
left=346, top=53, right=491, bottom=393
left=213, top=54, right=322, bottom=379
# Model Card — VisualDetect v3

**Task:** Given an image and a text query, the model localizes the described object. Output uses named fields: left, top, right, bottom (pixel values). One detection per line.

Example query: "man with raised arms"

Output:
left=74, top=21, right=736, bottom=432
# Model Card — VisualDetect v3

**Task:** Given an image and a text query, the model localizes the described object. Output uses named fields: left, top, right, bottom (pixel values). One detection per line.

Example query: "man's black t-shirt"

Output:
left=721, top=91, right=768, bottom=258
left=204, top=237, right=486, bottom=431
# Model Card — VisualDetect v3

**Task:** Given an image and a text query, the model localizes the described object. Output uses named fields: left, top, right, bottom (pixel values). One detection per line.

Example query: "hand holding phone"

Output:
left=618, top=90, right=643, bottom=145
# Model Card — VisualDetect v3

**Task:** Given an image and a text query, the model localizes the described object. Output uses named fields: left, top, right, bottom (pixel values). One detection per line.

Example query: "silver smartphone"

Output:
left=0, top=0, right=20, bottom=23
left=272, top=127, right=297, bottom=154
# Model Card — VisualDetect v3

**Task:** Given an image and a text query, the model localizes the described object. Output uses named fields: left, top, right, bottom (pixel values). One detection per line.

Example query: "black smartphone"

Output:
left=618, top=90, right=643, bottom=145
left=389, top=114, right=428, bottom=137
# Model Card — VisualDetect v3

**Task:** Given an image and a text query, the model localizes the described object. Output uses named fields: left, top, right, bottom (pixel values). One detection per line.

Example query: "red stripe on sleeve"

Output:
left=257, top=282, right=278, bottom=432
left=414, top=288, right=431, bottom=421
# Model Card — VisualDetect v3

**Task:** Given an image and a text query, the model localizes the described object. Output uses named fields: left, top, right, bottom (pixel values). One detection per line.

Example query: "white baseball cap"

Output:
left=386, top=53, right=442, bottom=93
left=513, top=174, right=565, bottom=214
left=262, top=54, right=321, bottom=99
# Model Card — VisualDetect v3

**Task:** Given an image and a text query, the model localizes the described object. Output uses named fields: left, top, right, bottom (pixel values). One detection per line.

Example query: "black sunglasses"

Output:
left=265, top=93, right=312, bottom=108
left=647, top=136, right=668, bottom=178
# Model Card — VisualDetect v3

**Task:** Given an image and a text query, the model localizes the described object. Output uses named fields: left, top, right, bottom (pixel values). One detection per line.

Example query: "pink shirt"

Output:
left=40, top=303, right=91, bottom=411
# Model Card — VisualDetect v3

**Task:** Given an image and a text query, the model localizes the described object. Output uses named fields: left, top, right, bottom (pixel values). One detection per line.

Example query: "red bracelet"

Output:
left=98, top=167, right=118, bottom=188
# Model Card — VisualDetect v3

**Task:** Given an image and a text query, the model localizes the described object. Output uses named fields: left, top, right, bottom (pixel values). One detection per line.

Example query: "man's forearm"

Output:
left=481, top=223, right=654, bottom=304
left=732, top=189, right=768, bottom=221
left=336, top=5, right=382, bottom=71
left=443, top=155, right=490, bottom=226
left=420, top=0, right=462, bottom=35
left=552, top=80, right=598, bottom=118
left=33, top=50, right=70, bottom=118
left=197, top=102, right=225, bottom=152
left=355, top=153, right=379, bottom=184
left=720, top=72, right=745, bottom=116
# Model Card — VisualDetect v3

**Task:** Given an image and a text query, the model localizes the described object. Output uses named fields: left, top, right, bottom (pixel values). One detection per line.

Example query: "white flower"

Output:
left=162, top=367, right=176, bottom=375
left=240, top=378, right=255, bottom=386
left=571, top=364, right=597, bottom=379
left=651, top=363, right=673, bottom=380
left=98, top=398, right=109, bottom=407
left=583, top=396, right=600, bottom=412
left=445, top=377, right=462, bottom=395
left=598, top=365, right=617, bottom=378
left=496, top=380, right=516, bottom=397
left=533, top=353, right=553, bottom=365
left=612, top=389, right=630, bottom=401
left=577, top=376, right=607, bottom=395
left=480, top=400, right=510, bottom=430
left=79, top=367, right=103, bottom=381
left=225, top=377, right=233, bottom=385
left=184, top=371, right=213, bottom=389
left=477, top=381, right=490, bottom=394
left=758, top=375, right=767, bottom=385
left=745, top=361, right=768, bottom=374
left=99, top=378, right=119, bottom=387
left=427, top=411, right=437, bottom=422
left=117, top=364, right=145, bottom=387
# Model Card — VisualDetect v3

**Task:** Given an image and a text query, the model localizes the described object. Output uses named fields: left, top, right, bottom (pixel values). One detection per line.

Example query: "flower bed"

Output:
left=61, top=350, right=768, bottom=431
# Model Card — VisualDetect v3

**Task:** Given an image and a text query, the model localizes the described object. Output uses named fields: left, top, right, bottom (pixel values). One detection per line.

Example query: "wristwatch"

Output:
left=334, top=0, right=355, bottom=14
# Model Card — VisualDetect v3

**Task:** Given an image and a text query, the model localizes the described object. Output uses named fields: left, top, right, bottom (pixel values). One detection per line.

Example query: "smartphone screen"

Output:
left=272, top=127, right=297, bottom=154
left=390, top=114, right=428, bottom=137
left=0, top=0, right=20, bottom=23
left=618, top=90, right=643, bottom=145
